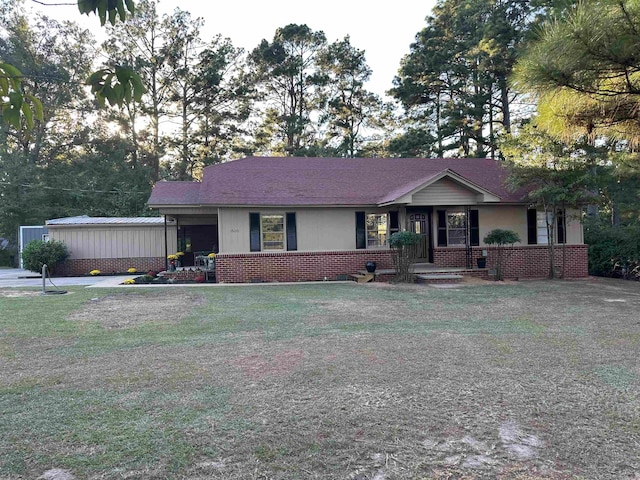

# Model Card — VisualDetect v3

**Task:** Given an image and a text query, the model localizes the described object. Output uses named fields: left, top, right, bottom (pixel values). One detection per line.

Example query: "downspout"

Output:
left=164, top=215, right=168, bottom=272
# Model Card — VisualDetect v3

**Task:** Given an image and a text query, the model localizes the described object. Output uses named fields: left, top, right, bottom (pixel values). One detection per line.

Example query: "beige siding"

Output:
left=49, top=225, right=177, bottom=259
left=411, top=178, right=479, bottom=205
left=475, top=205, right=528, bottom=245
left=218, top=207, right=390, bottom=253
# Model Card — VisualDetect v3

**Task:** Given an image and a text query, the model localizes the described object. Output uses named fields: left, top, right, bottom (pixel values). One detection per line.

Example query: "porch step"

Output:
left=349, top=273, right=375, bottom=283
left=415, top=273, right=464, bottom=285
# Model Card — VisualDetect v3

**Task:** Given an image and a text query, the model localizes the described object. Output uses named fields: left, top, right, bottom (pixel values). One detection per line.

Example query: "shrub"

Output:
left=127, top=267, right=137, bottom=274
left=483, top=229, right=521, bottom=281
left=89, top=269, right=101, bottom=276
left=389, top=231, right=422, bottom=283
left=194, top=275, right=206, bottom=283
left=21, top=239, right=69, bottom=275
left=585, top=220, right=640, bottom=279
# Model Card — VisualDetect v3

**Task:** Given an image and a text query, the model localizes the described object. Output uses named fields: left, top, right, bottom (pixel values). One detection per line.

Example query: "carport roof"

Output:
left=47, top=216, right=166, bottom=225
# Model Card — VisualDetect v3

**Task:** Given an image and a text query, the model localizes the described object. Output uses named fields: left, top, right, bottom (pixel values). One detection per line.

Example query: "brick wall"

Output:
left=56, top=257, right=166, bottom=276
left=433, top=245, right=588, bottom=279
left=216, top=250, right=395, bottom=283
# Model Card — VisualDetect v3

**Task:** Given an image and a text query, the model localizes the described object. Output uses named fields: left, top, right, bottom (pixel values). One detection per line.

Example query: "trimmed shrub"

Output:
left=21, top=240, right=69, bottom=275
left=389, top=231, right=422, bottom=283
left=483, top=229, right=521, bottom=281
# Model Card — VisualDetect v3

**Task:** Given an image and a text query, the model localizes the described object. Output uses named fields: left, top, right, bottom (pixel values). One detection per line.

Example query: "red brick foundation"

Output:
left=54, top=244, right=588, bottom=282
left=433, top=245, right=588, bottom=279
left=56, top=257, right=166, bottom=276
left=216, top=250, right=395, bottom=283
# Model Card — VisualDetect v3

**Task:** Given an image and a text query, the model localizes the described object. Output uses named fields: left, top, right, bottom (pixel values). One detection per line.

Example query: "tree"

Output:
left=512, top=0, right=640, bottom=146
left=501, top=123, right=594, bottom=278
left=317, top=36, right=383, bottom=157
left=1, top=0, right=142, bottom=130
left=248, top=24, right=327, bottom=155
left=102, top=0, right=172, bottom=181
left=391, top=0, right=538, bottom=158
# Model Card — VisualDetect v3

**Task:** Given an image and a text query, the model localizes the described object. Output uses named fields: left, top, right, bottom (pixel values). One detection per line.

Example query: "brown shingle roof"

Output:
left=148, top=181, right=201, bottom=206
left=148, top=157, right=524, bottom=207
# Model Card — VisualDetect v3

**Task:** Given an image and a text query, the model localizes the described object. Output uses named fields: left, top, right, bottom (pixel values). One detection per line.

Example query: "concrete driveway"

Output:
left=0, top=268, right=131, bottom=288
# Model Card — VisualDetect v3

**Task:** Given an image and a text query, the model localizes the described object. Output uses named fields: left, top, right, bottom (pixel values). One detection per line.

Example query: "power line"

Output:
left=0, top=180, right=149, bottom=195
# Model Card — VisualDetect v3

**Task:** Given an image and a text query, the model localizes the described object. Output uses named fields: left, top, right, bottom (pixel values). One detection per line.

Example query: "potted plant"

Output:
left=365, top=261, right=377, bottom=273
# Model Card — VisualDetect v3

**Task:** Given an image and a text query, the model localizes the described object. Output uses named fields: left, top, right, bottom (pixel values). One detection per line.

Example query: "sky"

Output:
left=28, top=0, right=438, bottom=99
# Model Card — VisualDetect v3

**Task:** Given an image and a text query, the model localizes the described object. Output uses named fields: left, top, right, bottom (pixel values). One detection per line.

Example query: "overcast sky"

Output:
left=29, top=0, right=437, bottom=99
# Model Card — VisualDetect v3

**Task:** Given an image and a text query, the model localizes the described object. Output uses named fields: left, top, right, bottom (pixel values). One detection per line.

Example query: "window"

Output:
left=447, top=212, right=467, bottom=245
left=536, top=211, right=550, bottom=244
left=250, top=212, right=296, bottom=252
left=529, top=209, right=565, bottom=245
left=437, top=209, right=478, bottom=247
left=366, top=213, right=388, bottom=248
left=261, top=214, right=285, bottom=250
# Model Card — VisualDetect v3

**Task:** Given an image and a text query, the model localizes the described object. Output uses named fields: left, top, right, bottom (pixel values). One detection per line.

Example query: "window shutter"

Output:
left=437, top=210, right=447, bottom=247
left=557, top=209, right=565, bottom=244
left=389, top=211, right=399, bottom=232
left=469, top=209, right=479, bottom=246
left=527, top=209, right=537, bottom=245
left=355, top=211, right=366, bottom=249
left=286, top=212, right=297, bottom=251
left=249, top=212, right=261, bottom=252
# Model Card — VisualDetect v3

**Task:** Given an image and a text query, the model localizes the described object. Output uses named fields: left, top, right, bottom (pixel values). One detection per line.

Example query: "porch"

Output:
left=352, top=263, right=490, bottom=284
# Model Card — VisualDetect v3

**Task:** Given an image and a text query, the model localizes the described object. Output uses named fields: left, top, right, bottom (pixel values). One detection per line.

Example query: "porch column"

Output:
left=164, top=215, right=168, bottom=272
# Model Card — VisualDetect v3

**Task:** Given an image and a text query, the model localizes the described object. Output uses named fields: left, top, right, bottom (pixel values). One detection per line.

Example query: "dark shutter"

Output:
left=527, top=208, right=537, bottom=245
left=469, top=209, right=479, bottom=246
left=249, top=212, right=261, bottom=252
left=557, top=209, right=565, bottom=244
left=355, top=211, right=366, bottom=249
left=286, top=212, right=297, bottom=251
left=389, top=211, right=399, bottom=233
left=437, top=210, right=447, bottom=247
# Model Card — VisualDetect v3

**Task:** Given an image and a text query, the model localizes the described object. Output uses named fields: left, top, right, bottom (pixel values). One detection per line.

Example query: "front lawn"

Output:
left=0, top=279, right=639, bottom=479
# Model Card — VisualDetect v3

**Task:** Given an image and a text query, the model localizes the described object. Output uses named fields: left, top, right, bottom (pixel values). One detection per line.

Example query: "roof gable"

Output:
left=381, top=169, right=501, bottom=205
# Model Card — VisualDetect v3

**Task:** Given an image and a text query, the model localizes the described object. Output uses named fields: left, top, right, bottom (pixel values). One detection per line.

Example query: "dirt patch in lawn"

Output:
left=67, top=292, right=205, bottom=329
left=0, top=289, right=42, bottom=298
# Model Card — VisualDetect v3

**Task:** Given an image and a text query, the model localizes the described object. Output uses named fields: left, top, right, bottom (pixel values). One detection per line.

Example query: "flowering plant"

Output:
left=208, top=252, right=216, bottom=258
left=127, top=267, right=137, bottom=273
left=123, top=278, right=135, bottom=284
left=89, top=269, right=101, bottom=276
left=176, top=251, right=185, bottom=257
left=167, top=254, right=178, bottom=260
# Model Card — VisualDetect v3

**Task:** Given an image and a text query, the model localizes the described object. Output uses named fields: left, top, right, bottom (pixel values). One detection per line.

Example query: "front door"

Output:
left=408, top=211, right=432, bottom=263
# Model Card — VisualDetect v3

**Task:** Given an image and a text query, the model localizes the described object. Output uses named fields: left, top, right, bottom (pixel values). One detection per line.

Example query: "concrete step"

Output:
left=416, top=273, right=463, bottom=285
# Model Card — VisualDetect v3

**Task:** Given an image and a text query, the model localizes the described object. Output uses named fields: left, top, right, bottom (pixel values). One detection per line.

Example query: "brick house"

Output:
left=147, top=156, right=588, bottom=283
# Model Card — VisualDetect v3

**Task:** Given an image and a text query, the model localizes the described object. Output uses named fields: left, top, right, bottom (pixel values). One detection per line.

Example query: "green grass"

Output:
left=1, top=280, right=639, bottom=479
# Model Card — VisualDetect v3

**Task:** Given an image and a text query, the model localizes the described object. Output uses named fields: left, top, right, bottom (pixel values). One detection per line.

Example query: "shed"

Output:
left=46, top=216, right=177, bottom=276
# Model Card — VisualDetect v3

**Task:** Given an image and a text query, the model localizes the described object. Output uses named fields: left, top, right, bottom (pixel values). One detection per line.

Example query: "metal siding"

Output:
left=411, top=178, right=479, bottom=205
left=48, top=225, right=177, bottom=259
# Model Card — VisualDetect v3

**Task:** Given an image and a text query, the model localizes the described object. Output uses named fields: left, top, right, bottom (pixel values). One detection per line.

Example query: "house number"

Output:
left=231, top=228, right=239, bottom=233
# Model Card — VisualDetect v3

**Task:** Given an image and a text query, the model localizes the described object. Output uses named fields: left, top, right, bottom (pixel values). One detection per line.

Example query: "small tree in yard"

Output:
left=389, top=231, right=421, bottom=283
left=483, top=229, right=521, bottom=281
left=21, top=240, right=69, bottom=275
